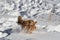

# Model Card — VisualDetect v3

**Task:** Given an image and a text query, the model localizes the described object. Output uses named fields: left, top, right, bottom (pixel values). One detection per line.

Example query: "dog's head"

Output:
left=17, top=16, right=23, bottom=24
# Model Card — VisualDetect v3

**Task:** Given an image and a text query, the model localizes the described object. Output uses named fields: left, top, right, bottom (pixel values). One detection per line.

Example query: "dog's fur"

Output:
left=17, top=16, right=37, bottom=33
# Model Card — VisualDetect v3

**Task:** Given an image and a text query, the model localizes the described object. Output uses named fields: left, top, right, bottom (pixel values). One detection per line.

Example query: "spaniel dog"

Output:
left=17, top=16, right=37, bottom=33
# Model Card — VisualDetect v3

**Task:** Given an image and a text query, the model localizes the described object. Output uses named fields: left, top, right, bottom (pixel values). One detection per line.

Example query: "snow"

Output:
left=0, top=0, right=60, bottom=40
left=55, top=25, right=60, bottom=32
left=6, top=32, right=60, bottom=40
left=0, top=32, right=8, bottom=38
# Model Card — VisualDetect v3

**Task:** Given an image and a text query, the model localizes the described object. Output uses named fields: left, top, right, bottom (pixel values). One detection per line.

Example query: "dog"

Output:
left=17, top=16, right=37, bottom=33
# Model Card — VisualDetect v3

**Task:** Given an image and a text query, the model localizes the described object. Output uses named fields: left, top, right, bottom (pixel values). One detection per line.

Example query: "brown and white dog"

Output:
left=17, top=16, right=37, bottom=33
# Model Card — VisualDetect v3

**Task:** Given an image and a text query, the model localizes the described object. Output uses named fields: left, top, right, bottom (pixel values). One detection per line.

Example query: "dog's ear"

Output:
left=17, top=16, right=23, bottom=25
left=18, top=16, right=22, bottom=20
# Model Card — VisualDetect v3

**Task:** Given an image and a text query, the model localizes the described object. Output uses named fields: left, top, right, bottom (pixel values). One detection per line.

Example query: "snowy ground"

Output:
left=0, top=0, right=60, bottom=40
left=0, top=32, right=60, bottom=40
left=6, top=32, right=60, bottom=40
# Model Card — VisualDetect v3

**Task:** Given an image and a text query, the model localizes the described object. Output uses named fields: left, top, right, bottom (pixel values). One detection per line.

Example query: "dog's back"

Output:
left=17, top=16, right=37, bottom=33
